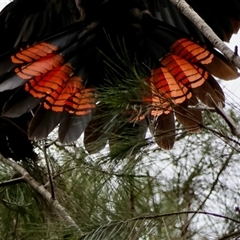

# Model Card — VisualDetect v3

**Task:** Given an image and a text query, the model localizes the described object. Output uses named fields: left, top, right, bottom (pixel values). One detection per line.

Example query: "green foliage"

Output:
left=1, top=107, right=240, bottom=239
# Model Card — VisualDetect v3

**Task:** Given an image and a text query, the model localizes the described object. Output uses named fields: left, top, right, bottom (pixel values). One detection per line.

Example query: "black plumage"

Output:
left=0, top=0, right=239, bottom=160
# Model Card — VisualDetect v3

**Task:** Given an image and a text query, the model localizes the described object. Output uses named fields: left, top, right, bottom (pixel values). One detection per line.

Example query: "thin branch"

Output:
left=80, top=210, right=240, bottom=239
left=162, top=218, right=171, bottom=240
left=184, top=148, right=234, bottom=232
left=43, top=143, right=55, bottom=199
left=131, top=211, right=240, bottom=224
left=0, top=177, right=24, bottom=187
left=201, top=124, right=240, bottom=151
left=0, top=155, right=82, bottom=236
left=75, top=0, right=85, bottom=21
left=213, top=101, right=240, bottom=138
left=188, top=106, right=216, bottom=112
left=218, top=230, right=240, bottom=240
left=0, top=115, right=27, bottom=135
left=168, top=0, right=240, bottom=69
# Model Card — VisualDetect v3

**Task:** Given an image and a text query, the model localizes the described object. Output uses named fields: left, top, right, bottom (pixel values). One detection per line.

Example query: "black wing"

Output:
left=0, top=0, right=239, bottom=159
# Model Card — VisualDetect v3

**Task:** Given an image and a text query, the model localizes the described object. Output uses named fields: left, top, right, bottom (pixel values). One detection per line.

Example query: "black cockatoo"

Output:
left=0, top=0, right=239, bottom=160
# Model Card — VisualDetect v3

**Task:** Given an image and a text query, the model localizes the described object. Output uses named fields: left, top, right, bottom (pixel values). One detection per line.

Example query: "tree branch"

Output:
left=184, top=148, right=235, bottom=230
left=131, top=211, right=240, bottom=225
left=168, top=0, right=240, bottom=69
left=218, top=230, right=240, bottom=240
left=0, top=155, right=82, bottom=236
left=43, top=143, right=55, bottom=199
left=80, top=210, right=240, bottom=239
left=0, top=177, right=24, bottom=187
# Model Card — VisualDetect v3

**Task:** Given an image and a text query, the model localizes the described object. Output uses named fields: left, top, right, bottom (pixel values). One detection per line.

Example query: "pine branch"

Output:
left=130, top=211, right=240, bottom=225
left=80, top=211, right=240, bottom=239
left=0, top=155, right=83, bottom=236
left=169, top=0, right=240, bottom=69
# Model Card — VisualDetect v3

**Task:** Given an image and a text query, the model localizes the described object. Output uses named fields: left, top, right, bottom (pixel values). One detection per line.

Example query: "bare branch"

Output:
left=184, top=148, right=235, bottom=230
left=0, top=155, right=82, bottom=236
left=43, top=143, right=55, bottom=199
left=131, top=211, right=240, bottom=225
left=204, top=94, right=240, bottom=138
left=0, top=177, right=24, bottom=187
left=168, top=0, right=240, bottom=69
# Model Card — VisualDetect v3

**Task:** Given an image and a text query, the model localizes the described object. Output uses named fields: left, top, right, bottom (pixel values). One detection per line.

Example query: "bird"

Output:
left=0, top=0, right=239, bottom=160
